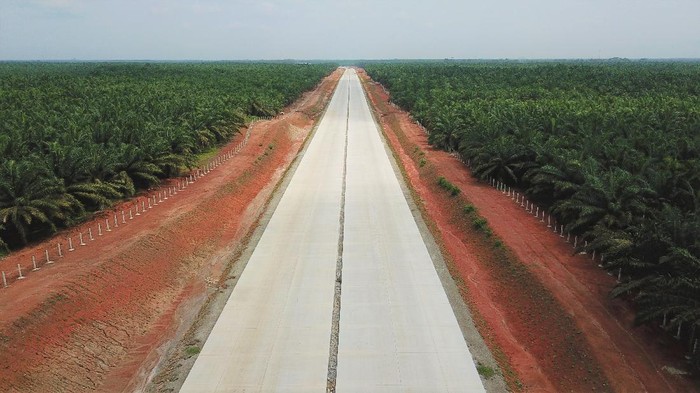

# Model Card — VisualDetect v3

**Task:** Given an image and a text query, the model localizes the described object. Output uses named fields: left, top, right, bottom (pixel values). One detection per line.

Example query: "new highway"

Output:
left=180, top=69, right=485, bottom=392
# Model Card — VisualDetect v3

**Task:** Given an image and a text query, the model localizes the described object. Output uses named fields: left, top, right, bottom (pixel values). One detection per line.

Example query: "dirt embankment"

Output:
left=358, top=69, right=698, bottom=393
left=0, top=69, right=343, bottom=393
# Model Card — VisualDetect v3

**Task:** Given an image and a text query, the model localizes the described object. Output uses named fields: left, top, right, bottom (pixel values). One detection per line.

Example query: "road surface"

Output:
left=180, top=69, right=485, bottom=392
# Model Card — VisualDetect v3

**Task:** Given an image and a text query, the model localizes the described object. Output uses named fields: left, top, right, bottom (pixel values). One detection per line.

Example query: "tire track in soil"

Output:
left=0, top=69, right=343, bottom=393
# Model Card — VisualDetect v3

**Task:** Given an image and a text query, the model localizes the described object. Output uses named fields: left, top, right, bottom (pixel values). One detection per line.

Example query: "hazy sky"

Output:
left=1, top=0, right=699, bottom=60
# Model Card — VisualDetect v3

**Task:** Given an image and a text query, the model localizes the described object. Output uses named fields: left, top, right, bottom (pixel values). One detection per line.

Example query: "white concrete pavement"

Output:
left=335, top=70, right=484, bottom=392
left=180, top=71, right=350, bottom=393
left=180, top=69, right=485, bottom=392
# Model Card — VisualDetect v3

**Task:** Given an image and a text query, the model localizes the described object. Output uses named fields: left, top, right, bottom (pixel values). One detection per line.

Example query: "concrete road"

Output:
left=180, top=69, right=485, bottom=392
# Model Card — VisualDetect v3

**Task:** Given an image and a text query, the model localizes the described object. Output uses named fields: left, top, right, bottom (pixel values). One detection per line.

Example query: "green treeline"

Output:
left=366, top=61, right=700, bottom=370
left=0, top=62, right=335, bottom=248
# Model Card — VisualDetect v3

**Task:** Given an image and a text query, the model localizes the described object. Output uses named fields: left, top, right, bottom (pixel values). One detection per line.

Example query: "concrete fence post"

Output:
left=135, top=203, right=141, bottom=216
left=79, top=232, right=86, bottom=246
left=98, top=223, right=103, bottom=236
left=567, top=232, right=571, bottom=242
left=114, top=213, right=119, bottom=228
left=45, top=249, right=54, bottom=264
left=547, top=215, right=551, bottom=227
left=535, top=207, right=539, bottom=217
left=560, top=226, right=565, bottom=237
left=57, top=243, right=63, bottom=258
left=32, top=256, right=40, bottom=271
left=121, top=210, right=126, bottom=224
left=68, top=237, right=75, bottom=251
left=17, top=264, right=24, bottom=280
left=2, top=271, right=7, bottom=288
left=540, top=211, right=545, bottom=222
left=88, top=228, right=94, bottom=241
left=106, top=219, right=112, bottom=232
left=129, top=209, right=133, bottom=220
left=574, top=236, right=578, bottom=249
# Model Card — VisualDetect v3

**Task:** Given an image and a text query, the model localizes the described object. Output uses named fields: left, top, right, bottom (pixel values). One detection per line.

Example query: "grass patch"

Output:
left=194, top=148, right=219, bottom=166
left=419, top=158, right=426, bottom=167
left=477, top=363, right=497, bottom=379
left=463, top=203, right=476, bottom=214
left=437, top=176, right=461, bottom=196
left=472, top=217, right=488, bottom=231
left=184, top=346, right=200, bottom=357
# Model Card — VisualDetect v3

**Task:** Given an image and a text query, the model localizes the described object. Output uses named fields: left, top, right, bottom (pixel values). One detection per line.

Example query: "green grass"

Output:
left=184, top=346, right=200, bottom=357
left=437, top=176, right=461, bottom=196
left=476, top=363, right=497, bottom=379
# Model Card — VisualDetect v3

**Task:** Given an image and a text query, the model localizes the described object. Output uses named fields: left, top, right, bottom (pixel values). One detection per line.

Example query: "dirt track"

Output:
left=359, top=69, right=698, bottom=393
left=0, top=69, right=342, bottom=392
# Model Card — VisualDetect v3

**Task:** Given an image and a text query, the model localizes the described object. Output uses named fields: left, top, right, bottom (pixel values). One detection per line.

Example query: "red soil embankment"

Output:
left=0, top=69, right=342, bottom=392
left=359, top=69, right=697, bottom=393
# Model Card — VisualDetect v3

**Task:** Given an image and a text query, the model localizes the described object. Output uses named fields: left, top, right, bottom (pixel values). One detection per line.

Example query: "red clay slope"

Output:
left=359, top=69, right=697, bottom=393
left=0, top=69, right=342, bottom=393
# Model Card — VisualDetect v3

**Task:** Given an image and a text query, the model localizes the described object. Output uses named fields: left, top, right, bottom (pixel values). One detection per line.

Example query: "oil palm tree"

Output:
left=0, top=159, right=66, bottom=244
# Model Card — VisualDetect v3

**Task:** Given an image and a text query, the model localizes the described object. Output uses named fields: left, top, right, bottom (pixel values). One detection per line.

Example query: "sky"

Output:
left=1, top=0, right=699, bottom=60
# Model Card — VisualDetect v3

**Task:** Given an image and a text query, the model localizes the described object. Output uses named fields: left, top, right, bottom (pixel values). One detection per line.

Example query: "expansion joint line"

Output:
left=326, top=82, right=350, bottom=393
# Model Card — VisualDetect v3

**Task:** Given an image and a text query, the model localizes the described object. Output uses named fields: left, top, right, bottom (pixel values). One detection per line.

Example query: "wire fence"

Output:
left=451, top=151, right=698, bottom=357
left=1, top=125, right=254, bottom=289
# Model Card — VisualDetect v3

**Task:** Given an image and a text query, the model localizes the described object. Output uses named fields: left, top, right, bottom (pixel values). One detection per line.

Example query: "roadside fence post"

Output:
left=106, top=219, right=112, bottom=232
left=121, top=210, right=126, bottom=224
left=129, top=209, right=133, bottom=220
left=98, top=223, right=103, bottom=236
left=79, top=232, right=86, bottom=246
left=17, top=264, right=25, bottom=280
left=68, top=237, right=75, bottom=251
left=2, top=271, right=7, bottom=288
left=114, top=213, right=119, bottom=228
left=88, top=228, right=94, bottom=241
left=45, top=249, right=54, bottom=264
left=32, top=256, right=39, bottom=271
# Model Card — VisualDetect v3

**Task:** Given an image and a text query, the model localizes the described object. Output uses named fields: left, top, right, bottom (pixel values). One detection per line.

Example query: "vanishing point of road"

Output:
left=180, top=69, right=486, bottom=392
